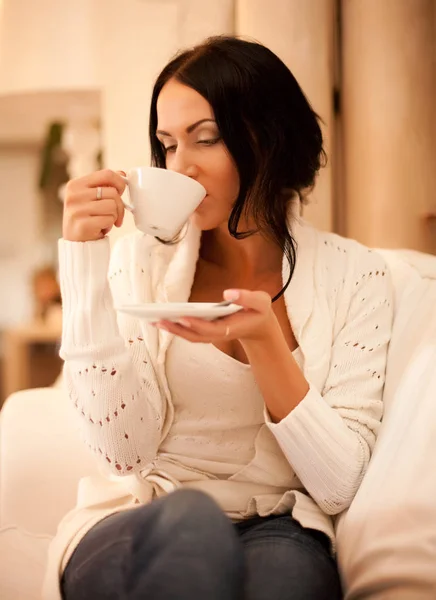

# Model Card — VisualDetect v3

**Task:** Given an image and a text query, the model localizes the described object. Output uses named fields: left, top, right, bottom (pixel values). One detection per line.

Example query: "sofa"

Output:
left=1, top=248, right=435, bottom=599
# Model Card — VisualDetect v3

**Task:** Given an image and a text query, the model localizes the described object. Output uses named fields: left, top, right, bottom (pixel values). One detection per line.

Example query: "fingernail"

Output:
left=224, top=289, right=240, bottom=301
left=179, top=319, right=192, bottom=328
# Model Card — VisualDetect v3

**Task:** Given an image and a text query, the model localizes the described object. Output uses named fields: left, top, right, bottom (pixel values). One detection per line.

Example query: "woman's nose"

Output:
left=184, top=164, right=199, bottom=179
left=169, top=151, right=199, bottom=179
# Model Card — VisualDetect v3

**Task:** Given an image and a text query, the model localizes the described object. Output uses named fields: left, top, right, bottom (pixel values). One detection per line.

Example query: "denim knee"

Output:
left=132, top=490, right=243, bottom=594
left=155, top=489, right=228, bottom=531
left=132, top=489, right=238, bottom=555
left=62, top=490, right=244, bottom=600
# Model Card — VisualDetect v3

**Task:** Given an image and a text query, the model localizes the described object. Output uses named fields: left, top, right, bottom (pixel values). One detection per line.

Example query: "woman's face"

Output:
left=156, top=79, right=240, bottom=231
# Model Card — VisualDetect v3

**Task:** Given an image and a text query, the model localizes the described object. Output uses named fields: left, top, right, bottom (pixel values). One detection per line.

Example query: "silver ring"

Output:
left=96, top=186, right=102, bottom=200
left=225, top=326, right=230, bottom=337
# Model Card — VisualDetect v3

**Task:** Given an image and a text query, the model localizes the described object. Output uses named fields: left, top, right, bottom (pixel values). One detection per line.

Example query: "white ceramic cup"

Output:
left=121, top=166, right=206, bottom=239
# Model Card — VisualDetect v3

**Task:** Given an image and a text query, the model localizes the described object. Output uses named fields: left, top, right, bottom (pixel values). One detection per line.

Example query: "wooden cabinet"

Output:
left=1, top=320, right=63, bottom=403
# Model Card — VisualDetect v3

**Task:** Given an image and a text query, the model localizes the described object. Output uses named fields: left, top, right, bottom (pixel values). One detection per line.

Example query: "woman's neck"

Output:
left=199, top=222, right=283, bottom=279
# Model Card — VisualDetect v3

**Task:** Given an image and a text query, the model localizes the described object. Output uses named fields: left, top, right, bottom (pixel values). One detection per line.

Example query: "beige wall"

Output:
left=342, top=0, right=436, bottom=253
left=0, top=145, right=41, bottom=328
left=0, top=0, right=100, bottom=94
left=236, top=0, right=335, bottom=232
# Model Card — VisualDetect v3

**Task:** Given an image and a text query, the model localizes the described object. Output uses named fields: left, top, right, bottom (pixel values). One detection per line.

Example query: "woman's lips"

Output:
left=197, top=195, right=208, bottom=209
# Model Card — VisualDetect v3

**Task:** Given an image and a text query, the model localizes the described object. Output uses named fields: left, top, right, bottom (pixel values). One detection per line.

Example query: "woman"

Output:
left=45, top=36, right=393, bottom=600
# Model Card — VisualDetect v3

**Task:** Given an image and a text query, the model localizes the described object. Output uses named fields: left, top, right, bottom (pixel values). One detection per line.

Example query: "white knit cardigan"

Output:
left=43, top=216, right=393, bottom=599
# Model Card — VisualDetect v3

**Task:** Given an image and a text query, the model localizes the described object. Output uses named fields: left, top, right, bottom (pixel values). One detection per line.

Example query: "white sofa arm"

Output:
left=0, top=387, right=98, bottom=535
left=337, top=274, right=436, bottom=599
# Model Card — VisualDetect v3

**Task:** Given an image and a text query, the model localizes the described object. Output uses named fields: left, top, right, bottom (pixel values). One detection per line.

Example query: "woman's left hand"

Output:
left=154, top=289, right=278, bottom=344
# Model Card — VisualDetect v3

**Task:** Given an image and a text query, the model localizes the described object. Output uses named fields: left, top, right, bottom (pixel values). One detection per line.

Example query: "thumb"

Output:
left=223, top=289, right=272, bottom=312
left=223, top=289, right=241, bottom=302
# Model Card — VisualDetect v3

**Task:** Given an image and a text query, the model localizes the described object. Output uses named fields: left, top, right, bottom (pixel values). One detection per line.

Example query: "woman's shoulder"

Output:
left=298, top=222, right=393, bottom=318
left=301, top=224, right=394, bottom=334
left=307, top=223, right=390, bottom=278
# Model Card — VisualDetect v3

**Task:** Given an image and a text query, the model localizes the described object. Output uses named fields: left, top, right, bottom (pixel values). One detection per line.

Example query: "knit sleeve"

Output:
left=266, top=251, right=394, bottom=515
left=58, top=236, right=163, bottom=476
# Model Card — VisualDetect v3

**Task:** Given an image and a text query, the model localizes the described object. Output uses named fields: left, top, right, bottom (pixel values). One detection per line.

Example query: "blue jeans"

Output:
left=61, top=489, right=342, bottom=600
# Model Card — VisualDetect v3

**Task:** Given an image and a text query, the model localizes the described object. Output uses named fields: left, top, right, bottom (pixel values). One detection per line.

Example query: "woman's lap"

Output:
left=62, top=490, right=342, bottom=600
left=237, top=515, right=342, bottom=600
left=62, top=489, right=243, bottom=600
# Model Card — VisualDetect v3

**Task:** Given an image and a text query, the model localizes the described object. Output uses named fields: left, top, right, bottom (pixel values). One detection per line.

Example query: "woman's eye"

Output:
left=162, top=137, right=221, bottom=153
left=197, top=138, right=221, bottom=146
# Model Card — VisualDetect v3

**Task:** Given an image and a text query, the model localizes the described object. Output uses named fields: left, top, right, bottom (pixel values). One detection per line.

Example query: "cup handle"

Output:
left=120, top=175, right=134, bottom=212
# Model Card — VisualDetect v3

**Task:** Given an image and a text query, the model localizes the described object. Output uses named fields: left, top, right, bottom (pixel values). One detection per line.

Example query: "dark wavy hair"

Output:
left=149, top=36, right=326, bottom=291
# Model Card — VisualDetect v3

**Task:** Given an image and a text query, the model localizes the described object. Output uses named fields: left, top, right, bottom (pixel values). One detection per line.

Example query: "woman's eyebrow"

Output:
left=156, top=118, right=216, bottom=137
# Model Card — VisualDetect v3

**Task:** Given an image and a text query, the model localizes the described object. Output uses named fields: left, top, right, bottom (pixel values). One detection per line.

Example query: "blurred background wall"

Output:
left=0, top=0, right=435, bottom=400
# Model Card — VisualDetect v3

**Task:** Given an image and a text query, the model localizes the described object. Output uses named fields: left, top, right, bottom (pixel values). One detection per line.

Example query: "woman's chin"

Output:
left=190, top=203, right=231, bottom=232
left=190, top=213, right=216, bottom=231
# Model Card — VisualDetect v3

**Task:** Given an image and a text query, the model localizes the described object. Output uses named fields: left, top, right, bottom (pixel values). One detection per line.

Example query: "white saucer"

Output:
left=115, top=302, right=243, bottom=322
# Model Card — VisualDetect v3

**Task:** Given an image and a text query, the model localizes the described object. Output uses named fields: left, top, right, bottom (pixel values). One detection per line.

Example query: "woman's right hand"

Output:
left=62, top=169, right=127, bottom=242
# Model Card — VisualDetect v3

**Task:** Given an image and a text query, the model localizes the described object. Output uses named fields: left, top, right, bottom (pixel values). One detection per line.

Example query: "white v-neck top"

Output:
left=163, top=337, right=302, bottom=478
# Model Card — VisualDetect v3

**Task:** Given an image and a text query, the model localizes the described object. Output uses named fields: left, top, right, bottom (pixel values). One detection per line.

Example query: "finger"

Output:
left=72, top=215, right=115, bottom=241
left=177, top=317, right=230, bottom=339
left=114, top=171, right=127, bottom=225
left=69, top=199, right=117, bottom=222
left=113, top=195, right=125, bottom=228
left=88, top=187, right=125, bottom=227
left=67, top=186, right=121, bottom=205
left=69, top=189, right=124, bottom=226
left=156, top=321, right=205, bottom=343
left=68, top=169, right=126, bottom=196
left=89, top=186, right=120, bottom=202
left=93, top=215, right=117, bottom=238
left=223, top=289, right=272, bottom=312
left=88, top=199, right=119, bottom=219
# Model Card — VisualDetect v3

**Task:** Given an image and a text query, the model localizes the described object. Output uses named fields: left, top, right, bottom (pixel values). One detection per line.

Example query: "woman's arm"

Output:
left=241, top=320, right=309, bottom=422
left=59, top=235, right=163, bottom=476
left=241, top=253, right=394, bottom=515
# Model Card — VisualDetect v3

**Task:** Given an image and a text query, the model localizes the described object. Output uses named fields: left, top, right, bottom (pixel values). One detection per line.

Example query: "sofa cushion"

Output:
left=0, top=526, right=52, bottom=600
left=337, top=255, right=436, bottom=599
left=0, top=387, right=98, bottom=534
